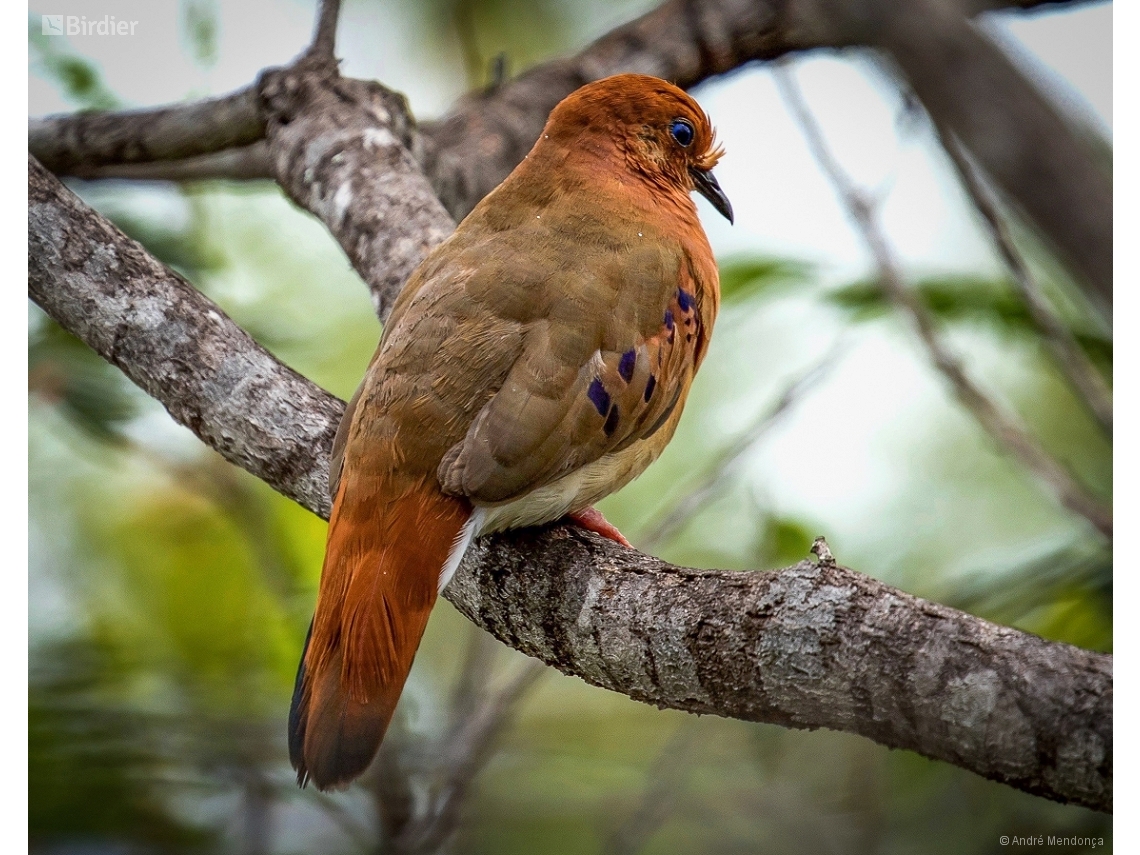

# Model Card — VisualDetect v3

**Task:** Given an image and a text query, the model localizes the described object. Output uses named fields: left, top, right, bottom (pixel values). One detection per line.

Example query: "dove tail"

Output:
left=289, top=472, right=469, bottom=790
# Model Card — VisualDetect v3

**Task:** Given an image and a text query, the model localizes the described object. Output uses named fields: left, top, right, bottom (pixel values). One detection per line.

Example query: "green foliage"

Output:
left=182, top=0, right=219, bottom=67
left=829, top=273, right=1112, bottom=369
left=29, top=20, right=119, bottom=110
left=29, top=314, right=139, bottom=444
left=29, top=639, right=215, bottom=851
left=717, top=255, right=813, bottom=305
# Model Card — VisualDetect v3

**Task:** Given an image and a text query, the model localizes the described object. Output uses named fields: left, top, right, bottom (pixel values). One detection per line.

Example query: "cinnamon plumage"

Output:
left=289, top=73, right=732, bottom=790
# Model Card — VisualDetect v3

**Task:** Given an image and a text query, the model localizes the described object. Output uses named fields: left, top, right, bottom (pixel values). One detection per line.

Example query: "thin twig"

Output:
left=307, top=0, right=343, bottom=66
left=398, top=659, right=546, bottom=853
left=638, top=338, right=848, bottom=550
left=306, top=789, right=374, bottom=851
left=602, top=721, right=700, bottom=855
left=935, top=125, right=1112, bottom=432
left=774, top=61, right=1111, bottom=540
left=448, top=625, right=501, bottom=725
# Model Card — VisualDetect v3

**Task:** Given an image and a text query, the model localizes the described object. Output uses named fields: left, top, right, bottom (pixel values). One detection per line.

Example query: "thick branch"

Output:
left=451, top=533, right=1111, bottom=812
left=27, top=155, right=1111, bottom=813
left=28, top=156, right=341, bottom=517
left=257, top=68, right=456, bottom=319
left=871, top=0, right=1112, bottom=316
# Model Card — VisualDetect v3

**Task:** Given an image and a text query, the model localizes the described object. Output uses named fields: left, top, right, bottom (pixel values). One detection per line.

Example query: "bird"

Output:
left=289, top=73, right=732, bottom=791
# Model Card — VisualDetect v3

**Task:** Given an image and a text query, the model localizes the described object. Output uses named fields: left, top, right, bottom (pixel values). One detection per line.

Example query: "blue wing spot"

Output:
left=588, top=377, right=610, bottom=416
left=644, top=375, right=656, bottom=402
left=618, top=350, right=636, bottom=383
left=664, top=309, right=675, bottom=331
left=677, top=289, right=695, bottom=312
left=604, top=405, right=620, bottom=436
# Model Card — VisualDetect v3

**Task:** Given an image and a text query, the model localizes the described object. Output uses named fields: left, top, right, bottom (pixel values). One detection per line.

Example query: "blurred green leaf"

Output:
left=828, top=274, right=1112, bottom=368
left=29, top=21, right=119, bottom=110
left=29, top=316, right=138, bottom=444
left=717, top=255, right=813, bottom=305
left=948, top=543, right=1111, bottom=652
left=182, top=0, right=219, bottom=67
left=30, top=639, right=214, bottom=851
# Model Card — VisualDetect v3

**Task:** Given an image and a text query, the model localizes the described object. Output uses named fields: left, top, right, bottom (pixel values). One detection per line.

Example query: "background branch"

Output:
left=935, top=126, right=1112, bottom=432
left=26, top=155, right=1111, bottom=813
left=639, top=338, right=848, bottom=550
left=29, top=0, right=1108, bottom=311
left=28, top=85, right=264, bottom=174
left=774, top=63, right=1112, bottom=540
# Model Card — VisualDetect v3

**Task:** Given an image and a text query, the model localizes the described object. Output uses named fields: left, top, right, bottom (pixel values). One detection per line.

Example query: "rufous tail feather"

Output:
left=289, top=472, right=469, bottom=790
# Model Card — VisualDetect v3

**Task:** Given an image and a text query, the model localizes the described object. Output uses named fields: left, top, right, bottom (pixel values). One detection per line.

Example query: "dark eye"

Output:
left=669, top=119, right=694, bottom=147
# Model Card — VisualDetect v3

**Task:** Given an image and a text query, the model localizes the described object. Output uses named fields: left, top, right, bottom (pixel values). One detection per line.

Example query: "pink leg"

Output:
left=567, top=506, right=633, bottom=548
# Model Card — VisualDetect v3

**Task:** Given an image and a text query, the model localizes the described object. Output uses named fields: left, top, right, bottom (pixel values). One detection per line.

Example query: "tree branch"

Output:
left=66, top=141, right=275, bottom=183
left=28, top=85, right=264, bottom=175
left=27, top=156, right=1111, bottom=813
left=868, top=0, right=1112, bottom=317
left=28, top=155, right=341, bottom=518
left=30, top=0, right=1106, bottom=311
left=256, top=68, right=456, bottom=320
left=935, top=126, right=1112, bottom=432
left=775, top=63, right=1112, bottom=540
left=306, top=0, right=343, bottom=66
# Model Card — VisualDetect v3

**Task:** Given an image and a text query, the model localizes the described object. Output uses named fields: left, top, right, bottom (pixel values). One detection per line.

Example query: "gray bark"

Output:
left=28, top=0, right=1108, bottom=312
left=27, top=157, right=1112, bottom=812
left=28, top=155, right=340, bottom=518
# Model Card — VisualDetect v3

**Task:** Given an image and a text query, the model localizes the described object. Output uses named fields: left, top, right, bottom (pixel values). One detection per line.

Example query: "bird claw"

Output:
left=567, top=507, right=633, bottom=548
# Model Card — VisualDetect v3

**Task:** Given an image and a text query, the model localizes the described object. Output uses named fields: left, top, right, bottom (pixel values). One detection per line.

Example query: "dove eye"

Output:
left=669, top=119, right=694, bottom=147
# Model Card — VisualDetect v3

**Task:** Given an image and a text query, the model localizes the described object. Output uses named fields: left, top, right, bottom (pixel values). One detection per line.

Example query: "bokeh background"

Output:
left=28, top=1, right=1112, bottom=852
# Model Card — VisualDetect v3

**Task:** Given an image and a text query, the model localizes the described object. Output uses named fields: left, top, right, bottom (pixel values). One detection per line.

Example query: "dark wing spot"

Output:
left=644, top=375, right=656, bottom=402
left=587, top=377, right=610, bottom=416
left=645, top=384, right=683, bottom=438
left=677, top=289, right=695, bottom=312
left=604, top=405, right=620, bottom=436
left=618, top=349, right=636, bottom=383
left=664, top=309, right=675, bottom=331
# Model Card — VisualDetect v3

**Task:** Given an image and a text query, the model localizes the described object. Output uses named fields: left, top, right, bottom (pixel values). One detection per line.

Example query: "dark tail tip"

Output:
left=287, top=620, right=393, bottom=792
left=288, top=620, right=313, bottom=787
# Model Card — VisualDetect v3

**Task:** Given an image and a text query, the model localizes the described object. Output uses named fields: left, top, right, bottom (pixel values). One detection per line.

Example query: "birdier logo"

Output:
left=41, top=14, right=139, bottom=36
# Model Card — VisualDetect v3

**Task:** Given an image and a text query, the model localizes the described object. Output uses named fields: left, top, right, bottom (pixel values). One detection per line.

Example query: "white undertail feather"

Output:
left=439, top=508, right=485, bottom=593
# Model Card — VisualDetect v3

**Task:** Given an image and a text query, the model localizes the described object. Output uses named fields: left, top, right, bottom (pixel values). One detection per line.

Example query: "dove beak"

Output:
left=689, top=166, right=734, bottom=224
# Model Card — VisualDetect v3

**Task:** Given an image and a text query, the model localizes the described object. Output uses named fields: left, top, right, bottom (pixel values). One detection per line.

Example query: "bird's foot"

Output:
left=567, top=507, right=633, bottom=548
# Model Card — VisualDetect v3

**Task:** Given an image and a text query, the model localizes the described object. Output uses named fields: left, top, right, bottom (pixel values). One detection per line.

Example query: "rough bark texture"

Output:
left=257, top=66, right=456, bottom=319
left=28, top=156, right=342, bottom=517
left=28, top=86, right=264, bottom=175
left=27, top=0, right=1107, bottom=310
left=451, top=528, right=1111, bottom=812
left=27, top=159, right=1112, bottom=812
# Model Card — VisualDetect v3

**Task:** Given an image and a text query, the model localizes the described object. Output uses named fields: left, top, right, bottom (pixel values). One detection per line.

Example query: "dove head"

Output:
left=542, top=74, right=733, bottom=223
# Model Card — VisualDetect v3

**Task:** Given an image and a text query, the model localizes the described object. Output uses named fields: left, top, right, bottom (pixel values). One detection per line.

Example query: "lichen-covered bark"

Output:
left=27, top=160, right=1112, bottom=811
left=27, top=0, right=1107, bottom=310
left=28, top=86, right=264, bottom=175
left=257, top=68, right=456, bottom=319
left=28, top=156, right=342, bottom=517
left=451, top=527, right=1111, bottom=811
